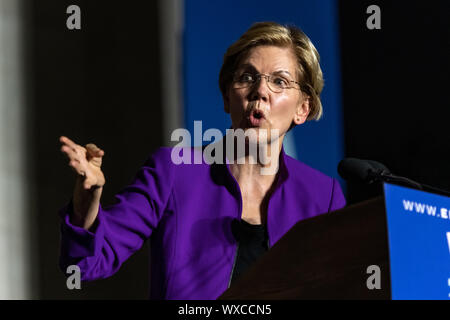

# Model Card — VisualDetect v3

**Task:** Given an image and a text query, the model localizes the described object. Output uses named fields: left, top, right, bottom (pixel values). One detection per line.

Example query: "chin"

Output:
left=244, top=127, right=281, bottom=146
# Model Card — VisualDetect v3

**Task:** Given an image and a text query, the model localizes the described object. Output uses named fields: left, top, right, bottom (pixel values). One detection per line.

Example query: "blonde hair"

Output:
left=219, top=21, right=324, bottom=121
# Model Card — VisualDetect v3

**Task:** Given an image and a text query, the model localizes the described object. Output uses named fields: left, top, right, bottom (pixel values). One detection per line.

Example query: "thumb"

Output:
left=86, top=143, right=105, bottom=157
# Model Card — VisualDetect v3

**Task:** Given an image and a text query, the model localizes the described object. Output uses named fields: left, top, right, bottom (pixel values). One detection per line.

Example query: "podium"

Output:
left=219, top=196, right=391, bottom=300
left=220, top=183, right=450, bottom=300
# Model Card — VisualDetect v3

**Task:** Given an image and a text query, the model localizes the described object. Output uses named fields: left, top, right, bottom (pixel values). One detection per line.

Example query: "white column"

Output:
left=0, top=0, right=32, bottom=299
left=158, top=0, right=184, bottom=145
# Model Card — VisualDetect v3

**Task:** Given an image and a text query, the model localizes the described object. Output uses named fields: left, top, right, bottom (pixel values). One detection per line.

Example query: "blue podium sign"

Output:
left=383, top=183, right=450, bottom=299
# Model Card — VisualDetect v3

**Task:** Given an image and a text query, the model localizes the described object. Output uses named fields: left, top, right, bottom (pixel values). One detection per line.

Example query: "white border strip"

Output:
left=158, top=0, right=184, bottom=146
left=0, top=0, right=31, bottom=299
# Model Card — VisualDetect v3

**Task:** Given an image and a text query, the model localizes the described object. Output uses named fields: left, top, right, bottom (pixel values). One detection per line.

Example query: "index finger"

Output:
left=59, top=136, right=78, bottom=149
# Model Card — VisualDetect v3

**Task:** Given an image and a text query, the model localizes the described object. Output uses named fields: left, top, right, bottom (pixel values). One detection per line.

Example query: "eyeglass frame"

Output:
left=231, top=71, right=302, bottom=93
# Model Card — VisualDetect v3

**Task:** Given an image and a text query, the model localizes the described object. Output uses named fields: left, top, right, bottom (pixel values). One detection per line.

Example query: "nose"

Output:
left=248, top=75, right=270, bottom=102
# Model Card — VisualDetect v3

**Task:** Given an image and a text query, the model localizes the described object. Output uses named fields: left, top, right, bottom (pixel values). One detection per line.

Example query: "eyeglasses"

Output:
left=232, top=72, right=301, bottom=93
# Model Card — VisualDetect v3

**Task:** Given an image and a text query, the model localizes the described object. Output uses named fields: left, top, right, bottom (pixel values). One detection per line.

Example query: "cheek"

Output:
left=271, top=95, right=298, bottom=118
left=228, top=91, right=247, bottom=114
left=227, top=91, right=248, bottom=126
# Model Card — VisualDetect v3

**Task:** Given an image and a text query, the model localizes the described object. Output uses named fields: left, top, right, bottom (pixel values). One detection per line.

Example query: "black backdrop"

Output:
left=339, top=0, right=450, bottom=204
left=28, top=0, right=449, bottom=299
left=30, top=0, right=162, bottom=299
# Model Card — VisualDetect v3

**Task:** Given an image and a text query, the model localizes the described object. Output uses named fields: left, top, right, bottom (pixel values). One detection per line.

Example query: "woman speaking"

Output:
left=59, top=21, right=346, bottom=299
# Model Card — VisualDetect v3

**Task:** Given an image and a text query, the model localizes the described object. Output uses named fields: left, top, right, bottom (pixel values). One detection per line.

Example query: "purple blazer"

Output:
left=59, top=146, right=346, bottom=299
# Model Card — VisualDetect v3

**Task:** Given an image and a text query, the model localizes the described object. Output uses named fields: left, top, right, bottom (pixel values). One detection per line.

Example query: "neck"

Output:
left=228, top=135, right=284, bottom=185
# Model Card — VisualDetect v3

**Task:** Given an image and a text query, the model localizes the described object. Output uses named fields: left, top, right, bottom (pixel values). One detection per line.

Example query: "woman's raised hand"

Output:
left=59, top=136, right=106, bottom=189
left=59, top=136, right=105, bottom=229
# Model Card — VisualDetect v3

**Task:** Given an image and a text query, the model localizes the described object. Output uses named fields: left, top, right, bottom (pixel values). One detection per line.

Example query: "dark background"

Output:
left=27, top=0, right=449, bottom=298
left=29, top=0, right=162, bottom=299
left=339, top=1, right=450, bottom=203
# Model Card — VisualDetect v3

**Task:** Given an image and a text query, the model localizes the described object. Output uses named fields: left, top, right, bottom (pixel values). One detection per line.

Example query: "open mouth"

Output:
left=253, top=110, right=264, bottom=119
left=248, top=109, right=266, bottom=127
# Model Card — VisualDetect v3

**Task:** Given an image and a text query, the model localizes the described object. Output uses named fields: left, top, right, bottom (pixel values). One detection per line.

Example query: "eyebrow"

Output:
left=237, top=64, right=294, bottom=77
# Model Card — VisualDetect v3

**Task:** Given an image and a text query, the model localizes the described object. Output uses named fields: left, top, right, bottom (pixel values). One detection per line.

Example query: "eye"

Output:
left=272, top=76, right=289, bottom=88
left=237, top=73, right=254, bottom=83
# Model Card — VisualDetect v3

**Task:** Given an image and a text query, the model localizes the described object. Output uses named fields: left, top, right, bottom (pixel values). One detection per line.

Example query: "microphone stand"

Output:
left=368, top=171, right=450, bottom=198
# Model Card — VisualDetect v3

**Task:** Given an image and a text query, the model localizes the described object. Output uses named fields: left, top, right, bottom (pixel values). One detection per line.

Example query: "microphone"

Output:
left=338, top=158, right=423, bottom=189
left=337, top=158, right=389, bottom=184
left=338, top=158, right=450, bottom=197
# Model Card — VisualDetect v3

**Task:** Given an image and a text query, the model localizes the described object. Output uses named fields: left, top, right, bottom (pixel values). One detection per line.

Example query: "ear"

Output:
left=293, top=95, right=310, bottom=125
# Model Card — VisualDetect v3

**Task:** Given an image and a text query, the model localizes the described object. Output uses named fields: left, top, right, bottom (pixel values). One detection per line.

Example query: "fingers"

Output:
left=60, top=136, right=86, bottom=156
left=60, top=144, right=84, bottom=163
left=60, top=136, right=87, bottom=175
left=59, top=136, right=104, bottom=177
left=68, top=158, right=86, bottom=177
left=59, top=136, right=78, bottom=150
left=85, top=143, right=105, bottom=157
left=60, top=136, right=104, bottom=159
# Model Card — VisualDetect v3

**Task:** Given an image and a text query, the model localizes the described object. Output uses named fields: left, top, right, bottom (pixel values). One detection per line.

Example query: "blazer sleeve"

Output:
left=58, top=147, right=175, bottom=281
left=328, top=178, right=346, bottom=212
